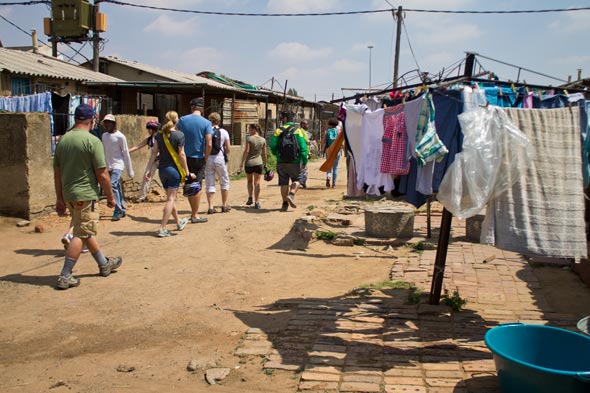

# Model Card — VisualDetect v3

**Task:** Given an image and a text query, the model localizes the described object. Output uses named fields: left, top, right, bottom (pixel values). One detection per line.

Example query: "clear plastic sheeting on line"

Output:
left=437, top=106, right=534, bottom=219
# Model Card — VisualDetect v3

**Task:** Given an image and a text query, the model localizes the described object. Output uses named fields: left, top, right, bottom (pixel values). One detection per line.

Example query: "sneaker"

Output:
left=112, top=211, right=126, bottom=221
left=332, top=184, right=336, bottom=188
left=326, top=178, right=331, bottom=188
left=157, top=228, right=171, bottom=237
left=287, top=193, right=297, bottom=208
left=99, top=256, right=122, bottom=277
left=177, top=218, right=189, bottom=231
left=281, top=201, right=289, bottom=212
left=221, top=206, right=231, bottom=213
left=254, top=202, right=261, bottom=209
left=191, top=217, right=208, bottom=224
left=246, top=197, right=253, bottom=206
left=57, top=274, right=80, bottom=290
left=61, top=233, right=73, bottom=250
left=207, top=208, right=216, bottom=214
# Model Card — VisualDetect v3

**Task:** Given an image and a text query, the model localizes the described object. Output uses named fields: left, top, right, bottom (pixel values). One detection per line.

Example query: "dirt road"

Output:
left=0, top=160, right=395, bottom=392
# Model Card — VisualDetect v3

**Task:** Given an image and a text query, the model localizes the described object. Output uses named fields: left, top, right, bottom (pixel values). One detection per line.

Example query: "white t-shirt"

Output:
left=101, top=130, right=134, bottom=177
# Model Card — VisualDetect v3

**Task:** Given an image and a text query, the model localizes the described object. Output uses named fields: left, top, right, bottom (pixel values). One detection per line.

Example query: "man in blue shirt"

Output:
left=176, top=97, right=213, bottom=223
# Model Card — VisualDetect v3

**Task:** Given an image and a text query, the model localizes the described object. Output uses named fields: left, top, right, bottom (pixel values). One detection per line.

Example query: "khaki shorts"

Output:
left=67, top=201, right=99, bottom=238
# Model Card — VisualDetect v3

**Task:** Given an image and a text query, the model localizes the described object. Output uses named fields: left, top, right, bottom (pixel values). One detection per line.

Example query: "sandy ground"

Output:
left=0, top=160, right=396, bottom=393
left=1, top=159, right=588, bottom=393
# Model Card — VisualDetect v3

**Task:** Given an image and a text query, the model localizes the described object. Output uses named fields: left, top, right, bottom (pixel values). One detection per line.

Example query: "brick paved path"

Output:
left=237, top=211, right=582, bottom=393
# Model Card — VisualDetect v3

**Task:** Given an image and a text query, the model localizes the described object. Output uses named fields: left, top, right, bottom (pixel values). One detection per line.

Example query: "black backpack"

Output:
left=278, top=125, right=300, bottom=162
left=210, top=127, right=222, bottom=155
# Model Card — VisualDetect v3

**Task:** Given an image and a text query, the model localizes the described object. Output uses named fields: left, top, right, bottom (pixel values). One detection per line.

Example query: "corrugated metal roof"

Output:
left=0, top=48, right=123, bottom=83
left=103, top=56, right=240, bottom=91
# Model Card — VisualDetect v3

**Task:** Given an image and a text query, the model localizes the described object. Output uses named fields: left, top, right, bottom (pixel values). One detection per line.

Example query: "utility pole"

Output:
left=392, top=6, right=403, bottom=88
left=92, top=0, right=101, bottom=72
left=367, top=45, right=374, bottom=88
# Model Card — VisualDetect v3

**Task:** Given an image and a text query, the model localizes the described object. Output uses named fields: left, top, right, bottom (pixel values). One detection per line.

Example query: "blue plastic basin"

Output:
left=485, top=323, right=590, bottom=393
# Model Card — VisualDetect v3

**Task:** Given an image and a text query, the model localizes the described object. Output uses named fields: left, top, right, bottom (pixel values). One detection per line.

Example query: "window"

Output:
left=11, top=77, right=32, bottom=95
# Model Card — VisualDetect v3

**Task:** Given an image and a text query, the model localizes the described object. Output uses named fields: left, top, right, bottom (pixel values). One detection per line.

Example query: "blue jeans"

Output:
left=109, top=169, right=126, bottom=215
left=327, top=152, right=341, bottom=185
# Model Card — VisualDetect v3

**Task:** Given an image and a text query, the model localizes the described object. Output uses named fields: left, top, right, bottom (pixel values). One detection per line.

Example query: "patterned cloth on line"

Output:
left=381, top=104, right=410, bottom=175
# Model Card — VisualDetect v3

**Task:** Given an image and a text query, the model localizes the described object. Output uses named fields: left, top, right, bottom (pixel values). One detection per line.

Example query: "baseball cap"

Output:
left=190, top=97, right=204, bottom=107
left=74, top=104, right=95, bottom=120
left=101, top=114, right=116, bottom=123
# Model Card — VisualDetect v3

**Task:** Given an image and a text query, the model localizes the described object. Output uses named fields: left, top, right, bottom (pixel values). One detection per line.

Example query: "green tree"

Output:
left=287, top=88, right=298, bottom=96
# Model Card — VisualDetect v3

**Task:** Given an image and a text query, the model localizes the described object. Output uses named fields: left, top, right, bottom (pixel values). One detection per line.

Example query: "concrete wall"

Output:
left=0, top=112, right=247, bottom=219
left=0, top=114, right=33, bottom=218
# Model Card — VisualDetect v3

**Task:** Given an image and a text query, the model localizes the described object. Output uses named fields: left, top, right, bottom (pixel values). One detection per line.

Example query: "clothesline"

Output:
left=330, top=73, right=588, bottom=105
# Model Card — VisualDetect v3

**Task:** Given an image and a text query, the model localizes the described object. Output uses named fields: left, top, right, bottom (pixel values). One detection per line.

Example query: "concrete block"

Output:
left=364, top=206, right=414, bottom=239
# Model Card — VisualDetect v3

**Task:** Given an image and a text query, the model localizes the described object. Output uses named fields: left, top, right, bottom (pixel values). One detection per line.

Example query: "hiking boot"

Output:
left=287, top=193, right=297, bottom=208
left=326, top=178, right=331, bottom=188
left=157, top=228, right=171, bottom=237
left=57, top=274, right=80, bottom=290
left=99, top=256, right=122, bottom=277
left=61, top=233, right=73, bottom=250
left=254, top=202, right=261, bottom=209
left=246, top=197, right=253, bottom=206
left=177, top=218, right=189, bottom=231
left=281, top=201, right=289, bottom=212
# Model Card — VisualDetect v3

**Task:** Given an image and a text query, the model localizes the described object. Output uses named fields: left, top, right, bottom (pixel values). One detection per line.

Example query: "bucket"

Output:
left=485, top=323, right=590, bottom=393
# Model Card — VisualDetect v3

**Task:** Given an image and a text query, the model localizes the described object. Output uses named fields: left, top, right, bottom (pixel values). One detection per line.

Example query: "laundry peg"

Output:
left=511, top=83, right=516, bottom=92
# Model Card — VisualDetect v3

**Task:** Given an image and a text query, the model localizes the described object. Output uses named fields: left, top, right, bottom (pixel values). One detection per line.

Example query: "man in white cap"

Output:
left=101, top=114, right=134, bottom=221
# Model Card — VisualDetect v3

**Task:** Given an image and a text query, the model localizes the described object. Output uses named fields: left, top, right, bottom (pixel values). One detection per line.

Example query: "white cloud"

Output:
left=351, top=42, right=377, bottom=52
left=266, top=0, right=339, bottom=13
left=548, top=55, right=590, bottom=67
left=331, top=59, right=365, bottom=73
left=137, top=0, right=204, bottom=6
left=174, top=47, right=225, bottom=74
left=414, top=22, right=482, bottom=46
left=143, top=14, right=199, bottom=36
left=549, top=11, right=590, bottom=33
left=0, top=6, right=13, bottom=17
left=268, top=42, right=333, bottom=61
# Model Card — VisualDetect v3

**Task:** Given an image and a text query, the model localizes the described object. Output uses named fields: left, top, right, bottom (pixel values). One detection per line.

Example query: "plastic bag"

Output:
left=437, top=106, right=534, bottom=219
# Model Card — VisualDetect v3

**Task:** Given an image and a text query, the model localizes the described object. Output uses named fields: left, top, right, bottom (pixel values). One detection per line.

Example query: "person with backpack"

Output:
left=205, top=112, right=231, bottom=214
left=323, top=117, right=342, bottom=188
left=269, top=111, right=308, bottom=211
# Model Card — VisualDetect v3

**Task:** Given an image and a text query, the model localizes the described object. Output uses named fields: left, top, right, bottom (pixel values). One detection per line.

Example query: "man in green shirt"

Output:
left=53, top=104, right=122, bottom=290
left=269, top=111, right=308, bottom=211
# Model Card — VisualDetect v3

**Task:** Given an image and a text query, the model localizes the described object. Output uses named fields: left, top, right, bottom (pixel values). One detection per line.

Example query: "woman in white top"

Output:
left=205, top=112, right=231, bottom=214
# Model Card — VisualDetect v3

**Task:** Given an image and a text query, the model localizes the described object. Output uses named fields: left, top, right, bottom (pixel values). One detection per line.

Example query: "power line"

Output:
left=401, top=18, right=421, bottom=73
left=0, top=1, right=589, bottom=15
left=0, top=1, right=49, bottom=5
left=94, top=1, right=590, bottom=16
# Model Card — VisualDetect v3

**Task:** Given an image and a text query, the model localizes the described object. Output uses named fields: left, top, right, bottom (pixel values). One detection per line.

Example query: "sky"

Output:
left=0, top=0, right=589, bottom=102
